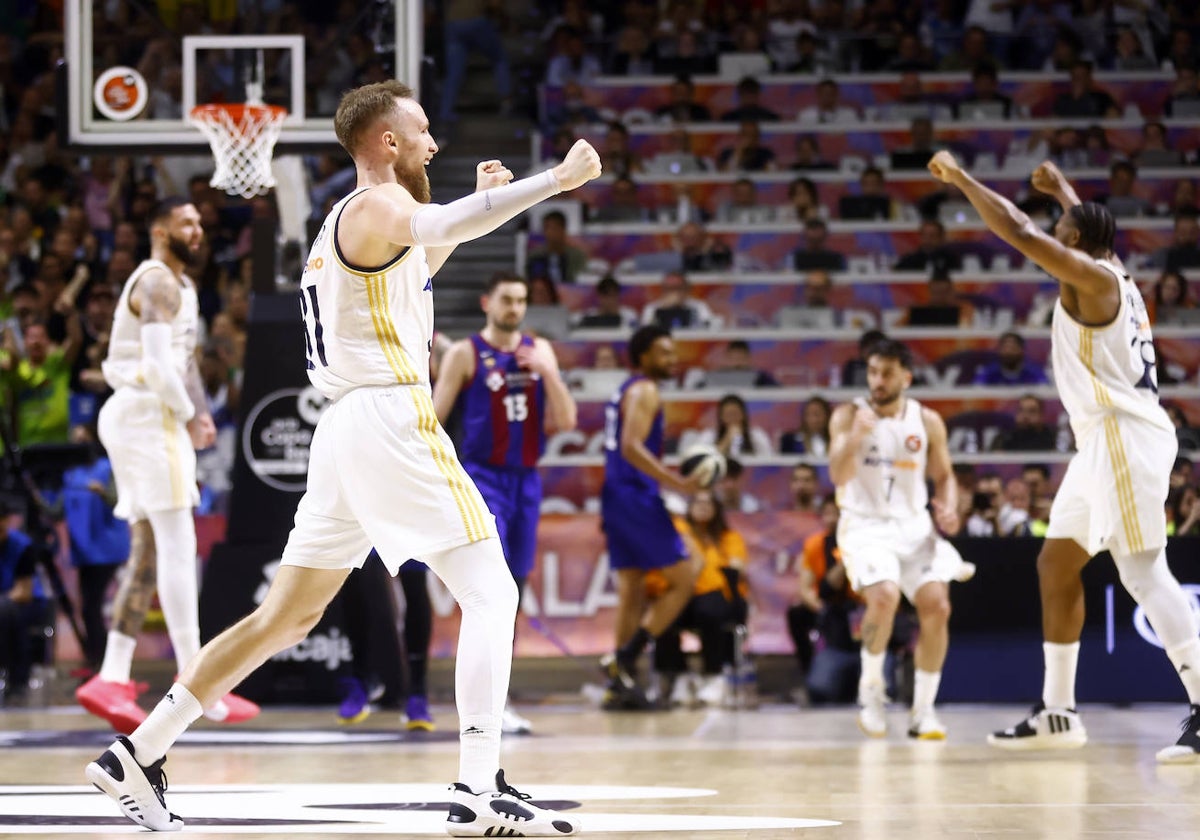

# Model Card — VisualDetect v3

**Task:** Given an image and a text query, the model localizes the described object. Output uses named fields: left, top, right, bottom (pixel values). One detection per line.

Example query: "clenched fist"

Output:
left=475, top=159, right=513, bottom=192
left=927, top=150, right=963, bottom=184
left=552, top=139, right=603, bottom=192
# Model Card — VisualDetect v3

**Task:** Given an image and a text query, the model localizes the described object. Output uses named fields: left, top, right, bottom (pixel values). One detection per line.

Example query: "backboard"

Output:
left=62, top=0, right=420, bottom=153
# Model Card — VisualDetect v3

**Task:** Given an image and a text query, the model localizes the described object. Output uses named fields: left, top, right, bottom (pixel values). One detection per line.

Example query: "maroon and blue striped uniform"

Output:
left=601, top=375, right=687, bottom=570
left=455, top=334, right=546, bottom=579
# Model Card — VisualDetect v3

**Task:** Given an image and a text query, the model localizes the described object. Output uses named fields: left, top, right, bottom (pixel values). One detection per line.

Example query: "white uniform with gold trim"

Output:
left=1045, top=259, right=1177, bottom=556
left=836, top=396, right=963, bottom=601
left=98, top=259, right=200, bottom=521
left=281, top=187, right=496, bottom=574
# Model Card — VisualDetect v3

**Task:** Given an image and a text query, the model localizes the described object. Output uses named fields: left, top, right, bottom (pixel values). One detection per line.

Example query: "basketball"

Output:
left=679, top=444, right=727, bottom=488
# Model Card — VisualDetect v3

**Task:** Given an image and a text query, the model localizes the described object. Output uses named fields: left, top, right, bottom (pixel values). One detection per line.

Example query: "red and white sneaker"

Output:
left=203, top=692, right=260, bottom=724
left=76, top=676, right=147, bottom=735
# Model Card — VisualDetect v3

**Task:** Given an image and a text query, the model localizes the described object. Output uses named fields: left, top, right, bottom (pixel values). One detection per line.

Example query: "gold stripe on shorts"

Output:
left=365, top=274, right=419, bottom=385
left=1103, top=415, right=1143, bottom=553
left=161, top=406, right=186, bottom=509
left=409, top=389, right=491, bottom=543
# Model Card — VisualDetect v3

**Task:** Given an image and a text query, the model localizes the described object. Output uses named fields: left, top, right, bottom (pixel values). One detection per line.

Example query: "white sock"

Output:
left=458, top=714, right=502, bottom=793
left=1042, top=641, right=1080, bottom=710
left=98, top=631, right=137, bottom=684
left=860, top=649, right=886, bottom=688
left=129, top=682, right=203, bottom=765
left=1166, top=638, right=1200, bottom=705
left=912, top=669, right=942, bottom=717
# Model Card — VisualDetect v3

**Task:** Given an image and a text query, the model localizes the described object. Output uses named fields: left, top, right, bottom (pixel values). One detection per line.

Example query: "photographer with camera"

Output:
left=965, top=473, right=1031, bottom=537
left=0, top=499, right=51, bottom=703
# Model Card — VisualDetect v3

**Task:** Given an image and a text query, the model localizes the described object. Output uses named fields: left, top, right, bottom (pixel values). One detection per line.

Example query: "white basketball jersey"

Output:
left=300, top=187, right=433, bottom=401
left=836, top=397, right=929, bottom=520
left=102, top=259, right=199, bottom=392
left=1051, top=259, right=1174, bottom=440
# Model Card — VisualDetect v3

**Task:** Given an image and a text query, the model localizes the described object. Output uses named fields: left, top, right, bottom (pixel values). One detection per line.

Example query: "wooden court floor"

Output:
left=0, top=702, right=1196, bottom=838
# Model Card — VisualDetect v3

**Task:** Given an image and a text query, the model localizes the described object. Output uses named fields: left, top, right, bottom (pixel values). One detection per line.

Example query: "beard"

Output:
left=871, top=386, right=901, bottom=407
left=396, top=160, right=432, bottom=204
left=167, top=234, right=196, bottom=269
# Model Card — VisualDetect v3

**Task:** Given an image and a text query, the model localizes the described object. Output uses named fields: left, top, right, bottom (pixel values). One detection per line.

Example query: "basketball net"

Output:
left=189, top=78, right=287, bottom=199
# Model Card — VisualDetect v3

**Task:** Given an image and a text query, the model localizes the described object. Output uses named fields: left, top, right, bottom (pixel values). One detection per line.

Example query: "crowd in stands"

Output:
left=3, top=2, right=1200, bottom=705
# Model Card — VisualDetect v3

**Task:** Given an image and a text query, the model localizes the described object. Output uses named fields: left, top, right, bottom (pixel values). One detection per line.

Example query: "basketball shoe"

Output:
left=76, top=676, right=146, bottom=735
left=446, top=769, right=580, bottom=836
left=85, top=736, right=183, bottom=831
left=404, top=694, right=435, bottom=731
left=988, top=703, right=1087, bottom=750
left=599, top=653, right=652, bottom=710
left=337, top=677, right=371, bottom=725
left=502, top=705, right=533, bottom=735
left=1156, top=704, right=1200, bottom=764
left=857, top=682, right=888, bottom=738
left=908, top=709, right=947, bottom=740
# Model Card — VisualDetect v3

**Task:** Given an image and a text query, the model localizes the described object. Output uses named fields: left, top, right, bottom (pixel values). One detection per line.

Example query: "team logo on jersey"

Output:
left=905, top=435, right=922, bottom=453
left=486, top=369, right=506, bottom=392
left=482, top=356, right=496, bottom=369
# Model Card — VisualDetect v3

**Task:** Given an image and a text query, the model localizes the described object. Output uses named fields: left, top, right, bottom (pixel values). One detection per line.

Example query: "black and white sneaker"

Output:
left=446, top=770, right=580, bottom=836
left=988, top=703, right=1087, bottom=751
left=85, top=736, right=183, bottom=831
left=1156, top=703, right=1200, bottom=764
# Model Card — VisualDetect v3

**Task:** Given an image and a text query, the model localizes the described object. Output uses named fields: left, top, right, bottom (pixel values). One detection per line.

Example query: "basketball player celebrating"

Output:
left=75, top=198, right=259, bottom=733
left=600, top=325, right=703, bottom=709
left=828, top=338, right=964, bottom=739
left=85, top=80, right=598, bottom=834
left=928, top=152, right=1200, bottom=762
left=433, top=270, right=577, bottom=734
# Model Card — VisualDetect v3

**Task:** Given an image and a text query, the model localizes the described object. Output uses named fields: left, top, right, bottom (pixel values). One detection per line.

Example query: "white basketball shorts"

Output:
left=99, top=388, right=199, bottom=522
left=280, top=384, right=497, bottom=575
left=837, top=511, right=964, bottom=602
left=1046, top=415, right=1176, bottom=557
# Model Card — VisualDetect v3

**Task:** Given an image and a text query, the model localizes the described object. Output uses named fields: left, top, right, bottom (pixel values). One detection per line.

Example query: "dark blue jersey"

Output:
left=603, top=375, right=663, bottom=496
left=456, top=333, right=546, bottom=468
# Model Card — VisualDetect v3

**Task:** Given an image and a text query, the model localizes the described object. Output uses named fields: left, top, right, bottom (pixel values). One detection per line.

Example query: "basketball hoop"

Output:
left=189, top=102, right=287, bottom=199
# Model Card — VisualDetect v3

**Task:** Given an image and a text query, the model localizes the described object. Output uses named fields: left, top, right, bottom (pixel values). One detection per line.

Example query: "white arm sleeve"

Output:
left=141, top=323, right=195, bottom=421
left=410, top=169, right=561, bottom=247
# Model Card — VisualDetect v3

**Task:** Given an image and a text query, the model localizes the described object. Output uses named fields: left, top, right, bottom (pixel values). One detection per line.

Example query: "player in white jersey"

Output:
left=85, top=80, right=599, bottom=835
left=829, top=338, right=966, bottom=739
left=929, top=152, right=1200, bottom=762
left=75, top=198, right=259, bottom=734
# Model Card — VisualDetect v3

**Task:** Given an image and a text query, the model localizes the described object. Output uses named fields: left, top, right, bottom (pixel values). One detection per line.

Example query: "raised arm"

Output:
left=517, top=337, right=577, bottom=433
left=431, top=338, right=475, bottom=425
left=425, top=159, right=515, bottom=276
left=1032, top=159, right=1130, bottom=276
left=344, top=140, right=601, bottom=255
left=922, top=406, right=959, bottom=536
left=130, top=269, right=194, bottom=420
left=827, top=402, right=874, bottom=487
left=928, top=151, right=1115, bottom=297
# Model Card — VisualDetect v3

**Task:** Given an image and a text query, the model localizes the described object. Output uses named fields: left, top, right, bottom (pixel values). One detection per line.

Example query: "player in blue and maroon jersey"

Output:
left=599, top=325, right=703, bottom=709
left=434, top=272, right=577, bottom=732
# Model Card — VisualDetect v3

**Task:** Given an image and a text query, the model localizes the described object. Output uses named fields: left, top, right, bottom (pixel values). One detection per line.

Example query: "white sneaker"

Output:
left=85, top=736, right=184, bottom=831
left=446, top=770, right=580, bottom=836
left=858, top=683, right=888, bottom=738
left=668, top=673, right=697, bottom=707
left=501, top=705, right=533, bottom=735
left=988, top=703, right=1087, bottom=750
left=953, top=561, right=977, bottom=582
left=908, top=709, right=947, bottom=740
left=696, top=674, right=727, bottom=707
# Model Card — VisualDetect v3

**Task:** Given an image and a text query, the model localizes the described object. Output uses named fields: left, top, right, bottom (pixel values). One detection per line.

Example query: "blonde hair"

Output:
left=333, top=80, right=415, bottom=156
